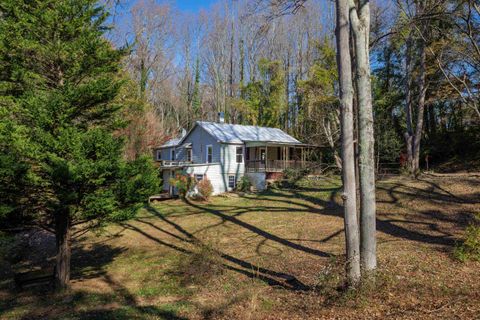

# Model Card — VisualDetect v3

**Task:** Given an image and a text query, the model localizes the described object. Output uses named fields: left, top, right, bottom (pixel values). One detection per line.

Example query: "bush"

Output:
left=197, top=177, right=213, bottom=200
left=169, top=172, right=196, bottom=198
left=236, top=175, right=251, bottom=192
left=454, top=214, right=480, bottom=262
left=283, top=167, right=311, bottom=187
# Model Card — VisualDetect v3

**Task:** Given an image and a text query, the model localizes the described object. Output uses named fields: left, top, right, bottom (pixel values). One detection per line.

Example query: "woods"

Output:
left=0, top=0, right=479, bottom=316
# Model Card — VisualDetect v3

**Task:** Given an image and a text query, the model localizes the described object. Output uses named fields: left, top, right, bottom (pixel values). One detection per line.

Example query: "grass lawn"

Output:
left=1, top=174, right=479, bottom=319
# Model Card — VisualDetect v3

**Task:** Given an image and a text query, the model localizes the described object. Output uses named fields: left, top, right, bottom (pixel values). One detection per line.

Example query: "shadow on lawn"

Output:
left=268, top=187, right=456, bottom=246
left=127, top=206, right=312, bottom=291
left=243, top=180, right=475, bottom=247
left=1, top=243, right=188, bottom=320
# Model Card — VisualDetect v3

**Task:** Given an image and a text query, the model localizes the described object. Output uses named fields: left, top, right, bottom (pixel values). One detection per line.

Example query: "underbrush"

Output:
left=454, top=214, right=480, bottom=262
left=312, top=256, right=395, bottom=308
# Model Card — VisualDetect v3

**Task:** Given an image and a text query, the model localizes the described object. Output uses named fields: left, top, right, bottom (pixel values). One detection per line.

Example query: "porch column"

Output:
left=265, top=144, right=268, bottom=171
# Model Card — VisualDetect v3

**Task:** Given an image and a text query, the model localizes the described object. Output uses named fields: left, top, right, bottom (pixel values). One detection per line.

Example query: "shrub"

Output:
left=454, top=214, right=480, bottom=262
left=236, top=175, right=251, bottom=192
left=197, top=177, right=213, bottom=200
left=169, top=172, right=196, bottom=198
left=282, top=167, right=311, bottom=187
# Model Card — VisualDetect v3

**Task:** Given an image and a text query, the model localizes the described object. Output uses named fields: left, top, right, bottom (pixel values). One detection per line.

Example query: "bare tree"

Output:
left=336, top=0, right=361, bottom=285
left=348, top=0, right=377, bottom=272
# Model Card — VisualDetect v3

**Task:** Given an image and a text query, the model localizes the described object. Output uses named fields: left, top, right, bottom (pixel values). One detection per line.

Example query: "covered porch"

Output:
left=245, top=142, right=313, bottom=173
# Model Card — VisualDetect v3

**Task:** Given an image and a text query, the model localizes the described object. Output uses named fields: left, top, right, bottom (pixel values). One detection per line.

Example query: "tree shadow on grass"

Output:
left=244, top=182, right=464, bottom=247
left=132, top=206, right=312, bottom=291
left=1, top=242, right=189, bottom=320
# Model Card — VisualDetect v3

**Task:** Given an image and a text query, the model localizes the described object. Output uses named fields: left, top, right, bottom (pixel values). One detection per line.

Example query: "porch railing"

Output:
left=245, top=160, right=313, bottom=172
left=159, top=160, right=193, bottom=167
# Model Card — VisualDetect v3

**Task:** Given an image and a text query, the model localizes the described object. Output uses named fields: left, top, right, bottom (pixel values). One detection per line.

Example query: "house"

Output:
left=154, top=116, right=314, bottom=195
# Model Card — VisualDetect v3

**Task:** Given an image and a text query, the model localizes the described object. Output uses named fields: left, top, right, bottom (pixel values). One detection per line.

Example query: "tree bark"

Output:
left=335, top=0, right=361, bottom=286
left=55, top=211, right=71, bottom=290
left=404, top=34, right=414, bottom=173
left=412, top=38, right=427, bottom=173
left=348, top=0, right=377, bottom=272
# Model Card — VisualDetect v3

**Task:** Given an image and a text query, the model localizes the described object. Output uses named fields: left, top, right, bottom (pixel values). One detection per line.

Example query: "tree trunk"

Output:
left=336, top=0, right=361, bottom=286
left=404, top=34, right=414, bottom=174
left=349, top=0, right=377, bottom=272
left=412, top=38, right=427, bottom=173
left=55, top=211, right=71, bottom=290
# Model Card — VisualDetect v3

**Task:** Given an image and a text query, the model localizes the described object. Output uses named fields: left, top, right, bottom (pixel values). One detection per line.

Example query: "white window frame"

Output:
left=236, top=146, right=243, bottom=163
left=228, top=175, right=236, bottom=189
left=206, top=145, right=213, bottom=163
left=156, top=150, right=162, bottom=161
left=170, top=149, right=175, bottom=160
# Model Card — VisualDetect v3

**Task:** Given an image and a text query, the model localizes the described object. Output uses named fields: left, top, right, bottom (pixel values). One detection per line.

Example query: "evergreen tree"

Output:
left=192, top=57, right=201, bottom=119
left=0, top=0, right=160, bottom=289
left=236, top=59, right=287, bottom=128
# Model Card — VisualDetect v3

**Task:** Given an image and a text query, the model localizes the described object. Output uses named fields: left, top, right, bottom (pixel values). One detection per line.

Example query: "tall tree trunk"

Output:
left=404, top=35, right=414, bottom=173
left=412, top=39, right=427, bottom=173
left=55, top=210, right=71, bottom=290
left=336, top=0, right=361, bottom=286
left=349, top=0, right=377, bottom=272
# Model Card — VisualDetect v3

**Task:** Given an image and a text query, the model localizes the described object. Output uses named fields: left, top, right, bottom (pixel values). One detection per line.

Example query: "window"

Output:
left=236, top=147, right=243, bottom=163
left=206, top=145, right=213, bottom=163
left=156, top=150, right=162, bottom=161
left=195, top=174, right=204, bottom=181
left=187, top=149, right=192, bottom=162
left=170, top=149, right=175, bottom=160
left=228, top=175, right=236, bottom=189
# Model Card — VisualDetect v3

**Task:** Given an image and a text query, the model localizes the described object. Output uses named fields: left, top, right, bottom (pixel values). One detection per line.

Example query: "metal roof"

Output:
left=159, top=121, right=303, bottom=148
left=158, top=137, right=181, bottom=149
left=196, top=122, right=302, bottom=144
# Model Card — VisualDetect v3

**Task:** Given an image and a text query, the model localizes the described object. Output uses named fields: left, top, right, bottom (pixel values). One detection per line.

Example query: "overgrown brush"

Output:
left=313, top=256, right=394, bottom=307
left=282, top=167, right=311, bottom=188
left=454, top=214, right=480, bottom=262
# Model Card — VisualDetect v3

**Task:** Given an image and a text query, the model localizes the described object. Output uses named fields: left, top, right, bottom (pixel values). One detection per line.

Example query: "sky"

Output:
left=175, top=0, right=217, bottom=12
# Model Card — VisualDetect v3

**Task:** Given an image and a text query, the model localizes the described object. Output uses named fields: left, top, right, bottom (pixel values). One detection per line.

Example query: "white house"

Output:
left=154, top=116, right=313, bottom=195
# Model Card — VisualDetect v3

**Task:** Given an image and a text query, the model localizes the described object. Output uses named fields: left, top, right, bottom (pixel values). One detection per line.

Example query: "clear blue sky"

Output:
left=175, top=0, right=217, bottom=12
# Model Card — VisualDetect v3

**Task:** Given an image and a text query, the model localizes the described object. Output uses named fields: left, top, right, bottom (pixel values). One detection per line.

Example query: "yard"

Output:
left=1, top=174, right=479, bottom=319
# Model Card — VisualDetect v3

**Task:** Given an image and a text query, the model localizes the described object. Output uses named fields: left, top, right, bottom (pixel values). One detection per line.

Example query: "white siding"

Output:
left=185, top=164, right=227, bottom=195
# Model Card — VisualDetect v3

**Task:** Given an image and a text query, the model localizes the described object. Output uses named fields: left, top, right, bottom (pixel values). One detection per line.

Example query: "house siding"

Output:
left=220, top=144, right=245, bottom=176
left=184, top=164, right=234, bottom=195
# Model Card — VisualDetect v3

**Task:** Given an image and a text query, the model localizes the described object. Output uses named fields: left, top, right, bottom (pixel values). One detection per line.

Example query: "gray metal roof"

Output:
left=196, top=121, right=302, bottom=144
left=158, top=137, right=181, bottom=148
left=159, top=122, right=303, bottom=148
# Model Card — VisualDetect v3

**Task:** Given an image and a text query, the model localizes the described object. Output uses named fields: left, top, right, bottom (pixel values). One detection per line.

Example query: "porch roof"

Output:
left=244, top=141, right=310, bottom=147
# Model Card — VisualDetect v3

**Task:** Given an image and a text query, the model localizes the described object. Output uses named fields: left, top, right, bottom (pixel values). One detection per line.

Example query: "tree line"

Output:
left=0, top=0, right=479, bottom=290
left=117, top=0, right=480, bottom=171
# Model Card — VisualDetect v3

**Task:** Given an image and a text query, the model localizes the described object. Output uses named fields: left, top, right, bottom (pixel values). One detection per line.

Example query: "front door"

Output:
left=259, top=148, right=266, bottom=163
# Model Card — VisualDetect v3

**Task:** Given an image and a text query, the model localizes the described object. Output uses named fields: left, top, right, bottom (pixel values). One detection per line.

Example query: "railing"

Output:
left=159, top=160, right=193, bottom=167
left=246, top=160, right=313, bottom=172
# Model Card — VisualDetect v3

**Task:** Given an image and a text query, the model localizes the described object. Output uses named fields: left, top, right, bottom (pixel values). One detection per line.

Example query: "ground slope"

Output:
left=1, top=175, right=479, bottom=319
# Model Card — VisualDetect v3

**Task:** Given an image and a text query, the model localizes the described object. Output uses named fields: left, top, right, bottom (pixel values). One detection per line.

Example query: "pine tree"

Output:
left=192, top=57, right=201, bottom=120
left=0, top=0, right=160, bottom=289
